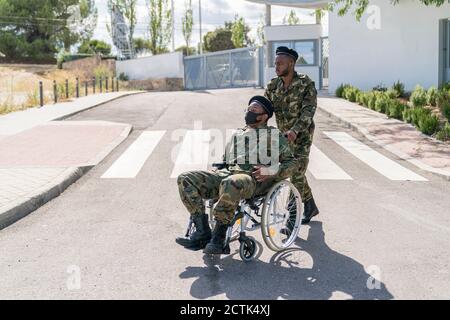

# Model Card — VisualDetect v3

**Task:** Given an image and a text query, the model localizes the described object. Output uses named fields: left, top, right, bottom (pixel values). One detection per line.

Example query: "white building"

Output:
left=246, top=0, right=450, bottom=93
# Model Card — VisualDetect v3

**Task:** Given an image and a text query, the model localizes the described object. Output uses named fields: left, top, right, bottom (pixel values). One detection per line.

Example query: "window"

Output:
left=271, top=40, right=317, bottom=66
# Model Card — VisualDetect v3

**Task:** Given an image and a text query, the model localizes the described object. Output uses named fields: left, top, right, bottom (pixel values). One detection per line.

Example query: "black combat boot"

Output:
left=176, top=214, right=211, bottom=250
left=301, top=197, right=319, bottom=224
left=203, top=221, right=229, bottom=255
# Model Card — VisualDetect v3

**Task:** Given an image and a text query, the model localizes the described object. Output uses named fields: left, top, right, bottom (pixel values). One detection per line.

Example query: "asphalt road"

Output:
left=1, top=88, right=449, bottom=300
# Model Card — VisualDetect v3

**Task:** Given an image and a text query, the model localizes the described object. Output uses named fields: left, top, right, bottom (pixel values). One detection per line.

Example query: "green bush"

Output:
left=368, top=91, right=378, bottom=110
left=418, top=113, right=440, bottom=135
left=387, top=99, right=406, bottom=120
left=426, top=87, right=438, bottom=107
left=385, top=89, right=399, bottom=99
left=373, top=83, right=387, bottom=92
left=410, top=107, right=431, bottom=127
left=345, top=87, right=360, bottom=102
left=391, top=81, right=406, bottom=98
left=436, top=89, right=450, bottom=121
left=374, top=94, right=389, bottom=113
left=357, top=92, right=369, bottom=106
left=336, top=84, right=350, bottom=98
left=402, top=107, right=413, bottom=123
left=118, top=72, right=129, bottom=81
left=410, top=85, right=428, bottom=107
left=436, top=122, right=450, bottom=141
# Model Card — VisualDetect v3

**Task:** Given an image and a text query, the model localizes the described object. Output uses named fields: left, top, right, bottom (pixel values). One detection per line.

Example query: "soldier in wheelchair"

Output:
left=176, top=96, right=302, bottom=256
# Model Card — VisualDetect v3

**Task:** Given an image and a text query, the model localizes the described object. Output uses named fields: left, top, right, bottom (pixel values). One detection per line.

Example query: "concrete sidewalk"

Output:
left=317, top=93, right=450, bottom=180
left=0, top=91, right=142, bottom=136
left=0, top=93, right=139, bottom=229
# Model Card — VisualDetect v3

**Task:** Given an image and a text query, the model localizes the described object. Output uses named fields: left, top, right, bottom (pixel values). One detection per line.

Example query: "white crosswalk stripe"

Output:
left=308, top=145, right=353, bottom=180
left=100, top=129, right=428, bottom=182
left=101, top=130, right=166, bottom=179
left=170, top=130, right=211, bottom=178
left=324, top=131, right=427, bottom=181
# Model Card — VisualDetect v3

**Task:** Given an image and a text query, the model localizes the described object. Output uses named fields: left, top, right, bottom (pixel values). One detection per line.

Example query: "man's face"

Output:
left=246, top=102, right=268, bottom=128
left=275, top=55, right=294, bottom=77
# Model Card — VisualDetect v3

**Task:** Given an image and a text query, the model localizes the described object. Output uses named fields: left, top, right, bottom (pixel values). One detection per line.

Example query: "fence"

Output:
left=0, top=76, right=121, bottom=115
left=184, top=47, right=263, bottom=90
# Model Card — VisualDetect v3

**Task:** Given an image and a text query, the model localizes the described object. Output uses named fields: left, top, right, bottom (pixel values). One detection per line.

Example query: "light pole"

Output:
left=199, top=0, right=203, bottom=54
left=171, top=0, right=175, bottom=51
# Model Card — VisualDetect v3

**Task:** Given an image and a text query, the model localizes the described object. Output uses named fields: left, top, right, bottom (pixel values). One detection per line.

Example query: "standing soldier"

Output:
left=264, top=46, right=319, bottom=225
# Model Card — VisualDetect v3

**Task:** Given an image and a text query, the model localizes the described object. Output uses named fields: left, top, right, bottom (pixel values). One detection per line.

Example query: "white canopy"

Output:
left=245, top=0, right=329, bottom=9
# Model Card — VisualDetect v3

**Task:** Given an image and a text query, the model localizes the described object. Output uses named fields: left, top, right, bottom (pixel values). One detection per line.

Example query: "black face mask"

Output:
left=245, top=111, right=265, bottom=125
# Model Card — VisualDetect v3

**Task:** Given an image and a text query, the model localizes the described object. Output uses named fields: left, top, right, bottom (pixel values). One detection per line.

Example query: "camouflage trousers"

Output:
left=290, top=129, right=314, bottom=203
left=177, top=170, right=274, bottom=225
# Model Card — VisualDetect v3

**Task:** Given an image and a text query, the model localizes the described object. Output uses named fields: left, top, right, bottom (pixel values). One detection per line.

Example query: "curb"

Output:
left=53, top=91, right=145, bottom=121
left=318, top=104, right=450, bottom=181
left=0, top=122, right=134, bottom=230
left=0, top=166, right=91, bottom=230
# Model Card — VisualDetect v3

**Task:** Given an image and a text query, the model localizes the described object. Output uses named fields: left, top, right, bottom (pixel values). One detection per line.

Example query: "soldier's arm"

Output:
left=291, top=80, right=317, bottom=135
left=273, top=135, right=299, bottom=180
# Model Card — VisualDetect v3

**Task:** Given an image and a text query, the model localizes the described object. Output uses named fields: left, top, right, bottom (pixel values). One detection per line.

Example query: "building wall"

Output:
left=263, top=24, right=325, bottom=89
left=116, top=52, right=184, bottom=81
left=329, top=0, right=450, bottom=93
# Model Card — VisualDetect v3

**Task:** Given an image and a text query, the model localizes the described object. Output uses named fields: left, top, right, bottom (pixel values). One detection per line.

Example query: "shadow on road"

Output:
left=179, top=221, right=393, bottom=300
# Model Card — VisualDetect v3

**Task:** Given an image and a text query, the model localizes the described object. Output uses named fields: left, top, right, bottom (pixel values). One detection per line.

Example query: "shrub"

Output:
left=118, top=72, right=129, bottom=81
left=436, top=122, right=450, bottom=141
left=387, top=99, right=406, bottom=120
left=357, top=92, right=368, bottom=106
left=402, top=106, right=413, bottom=123
left=410, top=85, right=428, bottom=107
left=436, top=89, right=450, bottom=121
left=368, top=91, right=378, bottom=110
left=410, top=107, right=431, bottom=127
left=345, top=87, right=360, bottom=102
left=392, top=81, right=406, bottom=98
left=385, top=89, right=399, bottom=99
left=373, top=83, right=387, bottom=92
left=374, top=94, right=390, bottom=114
left=426, top=87, right=438, bottom=107
left=418, top=113, right=440, bottom=135
left=93, top=65, right=113, bottom=81
left=336, top=84, right=350, bottom=98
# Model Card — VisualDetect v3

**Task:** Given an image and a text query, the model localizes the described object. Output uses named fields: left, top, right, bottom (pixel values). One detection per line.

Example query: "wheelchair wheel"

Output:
left=261, top=180, right=302, bottom=252
left=239, top=237, right=256, bottom=262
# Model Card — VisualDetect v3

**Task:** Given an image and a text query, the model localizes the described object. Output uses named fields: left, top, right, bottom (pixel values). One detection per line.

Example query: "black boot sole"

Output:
left=175, top=237, right=211, bottom=250
left=301, top=209, right=319, bottom=224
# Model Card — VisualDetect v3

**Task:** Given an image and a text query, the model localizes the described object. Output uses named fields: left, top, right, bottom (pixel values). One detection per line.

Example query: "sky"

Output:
left=93, top=0, right=323, bottom=52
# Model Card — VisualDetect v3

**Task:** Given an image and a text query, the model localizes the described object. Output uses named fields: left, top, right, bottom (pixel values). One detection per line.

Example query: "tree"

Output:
left=202, top=28, right=235, bottom=52
left=0, top=0, right=97, bottom=61
left=133, top=37, right=152, bottom=55
left=328, top=0, right=449, bottom=21
left=107, top=0, right=138, bottom=46
left=78, top=39, right=111, bottom=55
left=282, top=9, right=301, bottom=25
left=225, top=15, right=254, bottom=48
left=175, top=45, right=197, bottom=56
left=147, top=0, right=172, bottom=55
left=256, top=14, right=266, bottom=46
left=181, top=0, right=194, bottom=56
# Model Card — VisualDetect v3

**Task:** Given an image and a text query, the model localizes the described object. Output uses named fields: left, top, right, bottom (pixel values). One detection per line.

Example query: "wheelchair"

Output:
left=183, top=164, right=303, bottom=262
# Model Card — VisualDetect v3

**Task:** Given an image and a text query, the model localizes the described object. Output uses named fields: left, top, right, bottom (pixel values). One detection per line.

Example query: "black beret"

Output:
left=248, top=95, right=274, bottom=119
left=276, top=46, right=298, bottom=62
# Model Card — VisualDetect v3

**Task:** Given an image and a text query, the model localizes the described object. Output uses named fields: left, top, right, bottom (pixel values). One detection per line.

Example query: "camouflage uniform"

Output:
left=177, top=124, right=299, bottom=225
left=264, top=72, right=317, bottom=202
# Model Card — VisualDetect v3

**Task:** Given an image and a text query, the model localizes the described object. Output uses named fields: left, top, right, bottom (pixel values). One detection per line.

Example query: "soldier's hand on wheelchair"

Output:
left=252, top=165, right=275, bottom=182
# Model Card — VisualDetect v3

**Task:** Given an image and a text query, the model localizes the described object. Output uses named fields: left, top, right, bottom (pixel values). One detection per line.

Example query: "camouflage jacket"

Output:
left=264, top=72, right=317, bottom=142
left=219, top=124, right=298, bottom=180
